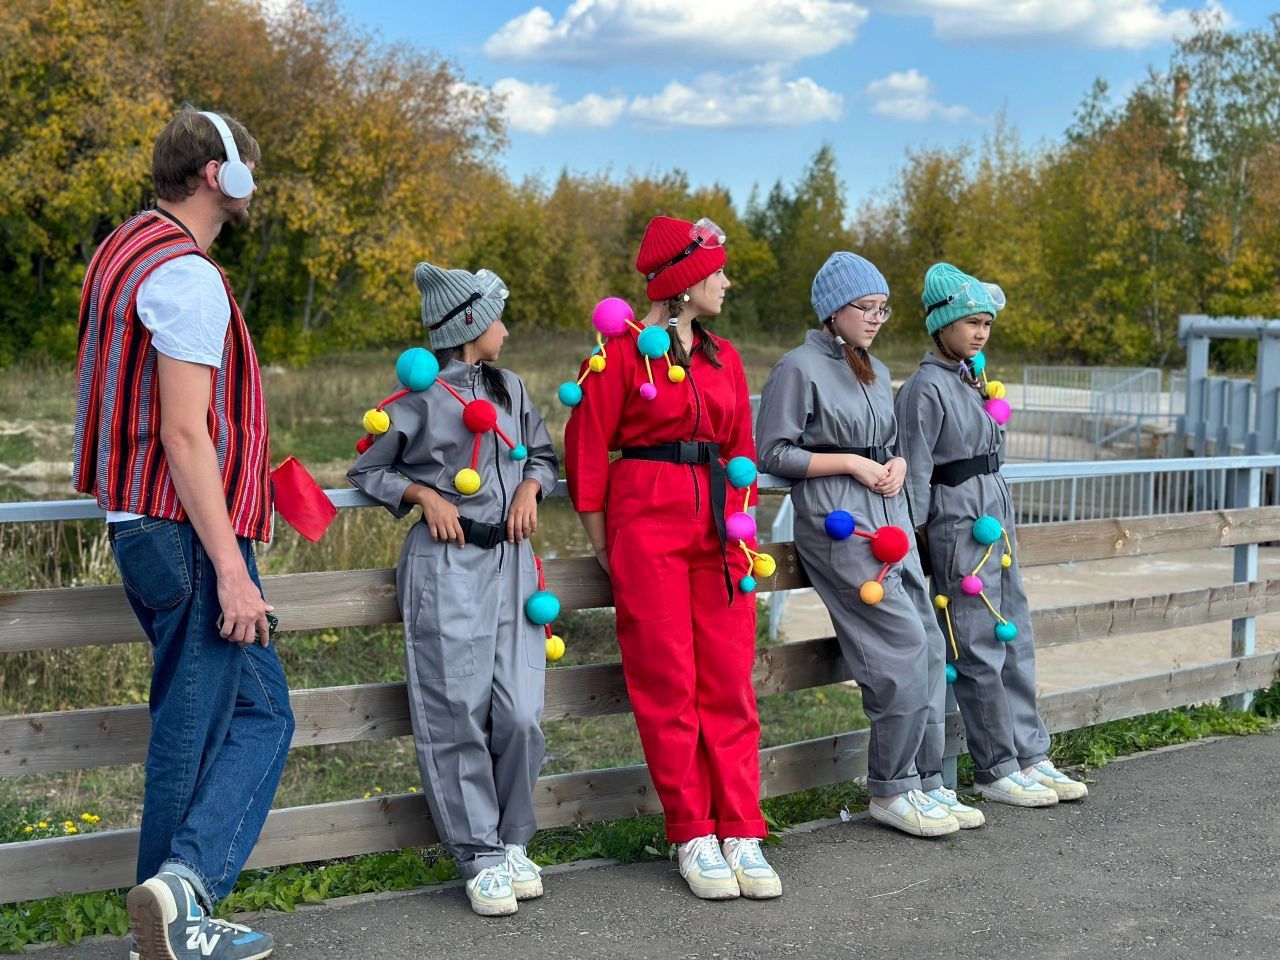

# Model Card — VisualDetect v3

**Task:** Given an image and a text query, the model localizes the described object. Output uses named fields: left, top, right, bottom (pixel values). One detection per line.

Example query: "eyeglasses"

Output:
left=848, top=302, right=892, bottom=323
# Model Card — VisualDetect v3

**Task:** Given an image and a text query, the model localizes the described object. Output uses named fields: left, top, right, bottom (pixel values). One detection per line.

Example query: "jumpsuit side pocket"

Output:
left=408, top=571, right=476, bottom=680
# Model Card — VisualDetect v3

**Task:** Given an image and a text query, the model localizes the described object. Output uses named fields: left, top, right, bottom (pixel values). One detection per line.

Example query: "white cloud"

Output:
left=865, top=69, right=972, bottom=122
left=492, top=78, right=627, bottom=133
left=630, top=65, right=843, bottom=129
left=485, top=0, right=868, bottom=65
left=882, top=0, right=1230, bottom=49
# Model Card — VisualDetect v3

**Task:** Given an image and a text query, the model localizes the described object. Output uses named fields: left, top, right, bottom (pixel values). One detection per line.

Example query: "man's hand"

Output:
left=217, top=568, right=275, bottom=646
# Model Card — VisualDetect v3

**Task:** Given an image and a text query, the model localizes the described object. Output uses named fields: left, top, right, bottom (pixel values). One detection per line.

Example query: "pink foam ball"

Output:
left=639, top=382, right=658, bottom=400
left=726, top=511, right=756, bottom=542
left=592, top=297, right=633, bottom=338
left=961, top=574, right=984, bottom=596
left=985, top=397, right=1011, bottom=425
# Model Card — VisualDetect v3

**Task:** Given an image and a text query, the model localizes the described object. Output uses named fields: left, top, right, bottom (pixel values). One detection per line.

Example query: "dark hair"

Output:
left=664, top=293, right=722, bottom=369
left=152, top=107, right=261, bottom=202
left=431, top=347, right=512, bottom=413
left=932, top=332, right=985, bottom=392
left=823, top=320, right=875, bottom=385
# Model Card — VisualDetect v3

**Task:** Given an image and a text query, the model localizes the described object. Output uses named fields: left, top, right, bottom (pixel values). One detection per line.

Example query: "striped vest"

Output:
left=73, top=211, right=273, bottom=541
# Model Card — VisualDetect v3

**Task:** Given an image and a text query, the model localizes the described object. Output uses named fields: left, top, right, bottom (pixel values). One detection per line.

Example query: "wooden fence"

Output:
left=2, top=506, right=1279, bottom=903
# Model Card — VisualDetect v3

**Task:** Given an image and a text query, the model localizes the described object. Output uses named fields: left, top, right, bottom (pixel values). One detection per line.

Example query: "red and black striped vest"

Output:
left=73, top=211, right=273, bottom=541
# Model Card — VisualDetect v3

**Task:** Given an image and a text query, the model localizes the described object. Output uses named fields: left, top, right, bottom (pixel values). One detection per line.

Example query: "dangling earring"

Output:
left=827, top=317, right=845, bottom=345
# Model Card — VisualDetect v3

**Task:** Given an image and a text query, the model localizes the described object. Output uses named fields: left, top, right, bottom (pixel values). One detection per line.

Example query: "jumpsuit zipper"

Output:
left=687, top=360, right=703, bottom=516
left=856, top=376, right=893, bottom=527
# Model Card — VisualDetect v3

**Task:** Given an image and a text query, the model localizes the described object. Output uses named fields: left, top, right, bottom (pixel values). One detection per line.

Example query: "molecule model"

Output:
left=934, top=513, right=1019, bottom=655
left=355, top=347, right=528, bottom=496
left=558, top=297, right=685, bottom=407
left=823, top=510, right=910, bottom=604
left=528, top=556, right=566, bottom=661
left=722, top=456, right=776, bottom=594
left=965, top=351, right=1011, bottom=427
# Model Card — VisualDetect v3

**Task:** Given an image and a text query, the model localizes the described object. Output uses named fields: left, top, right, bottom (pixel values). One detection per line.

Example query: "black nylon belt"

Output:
left=931, top=451, right=1001, bottom=487
left=803, top=444, right=892, bottom=464
left=620, top=441, right=735, bottom=601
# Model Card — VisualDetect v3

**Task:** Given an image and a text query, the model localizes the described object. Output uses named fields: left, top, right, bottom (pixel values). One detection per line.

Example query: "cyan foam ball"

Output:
left=509, top=444, right=528, bottom=461
left=396, top=347, right=439, bottom=392
left=970, top=351, right=987, bottom=375
left=945, top=663, right=958, bottom=684
left=636, top=326, right=671, bottom=359
left=738, top=575, right=757, bottom=593
left=558, top=381, right=583, bottom=407
left=972, top=514, right=1003, bottom=545
left=725, top=456, right=758, bottom=489
left=525, top=591, right=561, bottom=625
left=995, top=621, right=1018, bottom=643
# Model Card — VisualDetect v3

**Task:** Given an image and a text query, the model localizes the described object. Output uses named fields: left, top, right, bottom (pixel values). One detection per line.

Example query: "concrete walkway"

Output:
left=47, top=731, right=1279, bottom=960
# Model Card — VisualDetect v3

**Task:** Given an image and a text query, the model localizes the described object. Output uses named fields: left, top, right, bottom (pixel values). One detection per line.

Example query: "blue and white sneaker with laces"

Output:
left=926, top=787, right=986, bottom=828
left=678, top=834, right=740, bottom=899
left=976, top=770, right=1059, bottom=807
left=465, top=864, right=518, bottom=916
left=503, top=843, right=544, bottom=900
left=721, top=837, right=782, bottom=899
left=1028, top=760, right=1089, bottom=801
left=868, top=788, right=960, bottom=837
left=125, top=872, right=273, bottom=960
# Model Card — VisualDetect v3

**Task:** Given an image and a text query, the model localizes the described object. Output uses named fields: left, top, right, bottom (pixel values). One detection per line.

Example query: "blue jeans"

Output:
left=108, top=518, right=294, bottom=911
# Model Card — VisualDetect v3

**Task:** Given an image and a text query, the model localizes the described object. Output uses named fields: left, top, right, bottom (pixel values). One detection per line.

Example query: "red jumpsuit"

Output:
left=565, top=327, right=766, bottom=843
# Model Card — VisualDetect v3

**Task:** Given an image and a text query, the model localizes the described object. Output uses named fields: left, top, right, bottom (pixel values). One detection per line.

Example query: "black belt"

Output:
left=458, top=515, right=506, bottom=550
left=620, top=442, right=734, bottom=601
left=803, top=444, right=892, bottom=464
left=931, top=452, right=1001, bottom=487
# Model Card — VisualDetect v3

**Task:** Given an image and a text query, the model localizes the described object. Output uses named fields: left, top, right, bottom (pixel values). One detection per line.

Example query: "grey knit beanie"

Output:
left=414, top=262, right=509, bottom=349
left=811, top=252, right=889, bottom=322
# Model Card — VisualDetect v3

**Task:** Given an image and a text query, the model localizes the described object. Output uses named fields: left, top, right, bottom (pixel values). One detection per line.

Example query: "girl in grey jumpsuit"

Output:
left=756, top=252, right=981, bottom=837
left=894, top=261, right=1088, bottom=808
left=348, top=263, right=560, bottom=915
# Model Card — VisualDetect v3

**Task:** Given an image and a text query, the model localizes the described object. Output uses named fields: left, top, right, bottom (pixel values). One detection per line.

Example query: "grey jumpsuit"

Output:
left=347, top=359, right=559, bottom=878
left=756, top=331, right=945, bottom=797
left=895, top=354, right=1050, bottom=784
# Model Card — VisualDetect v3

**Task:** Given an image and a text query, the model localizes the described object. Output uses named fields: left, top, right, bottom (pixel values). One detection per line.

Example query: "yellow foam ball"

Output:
left=362, top=408, right=390, bottom=434
left=667, top=364, right=687, bottom=383
left=860, top=581, right=884, bottom=605
left=454, top=468, right=481, bottom=496
left=588, top=355, right=607, bottom=373
left=546, top=635, right=566, bottom=661
left=752, top=554, right=777, bottom=578
left=1001, top=553, right=1012, bottom=568
left=933, top=594, right=949, bottom=610
left=986, top=380, right=1006, bottom=400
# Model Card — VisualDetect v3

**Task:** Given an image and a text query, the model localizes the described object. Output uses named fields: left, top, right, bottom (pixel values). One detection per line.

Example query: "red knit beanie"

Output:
left=635, top=215, right=728, bottom=301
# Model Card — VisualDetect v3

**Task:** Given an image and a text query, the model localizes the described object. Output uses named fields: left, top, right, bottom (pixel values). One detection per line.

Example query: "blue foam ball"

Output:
left=824, top=510, right=856, bottom=541
left=995, top=621, right=1018, bottom=643
left=396, top=347, right=439, bottom=392
left=636, top=326, right=671, bottom=359
left=509, top=444, right=528, bottom=462
left=725, top=456, right=757, bottom=489
left=970, top=351, right=987, bottom=375
left=945, top=663, right=958, bottom=684
left=525, top=591, right=561, bottom=626
left=558, top=381, right=584, bottom=407
left=738, top=576, right=757, bottom=593
left=972, top=514, right=1003, bottom=545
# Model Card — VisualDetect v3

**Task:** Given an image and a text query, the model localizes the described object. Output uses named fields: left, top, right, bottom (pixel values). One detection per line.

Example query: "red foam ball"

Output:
left=870, top=525, right=910, bottom=563
left=355, top=436, right=373, bottom=454
left=462, top=399, right=498, bottom=433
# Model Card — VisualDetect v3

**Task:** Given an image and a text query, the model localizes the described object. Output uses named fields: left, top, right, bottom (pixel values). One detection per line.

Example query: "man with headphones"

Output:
left=74, top=108, right=291, bottom=960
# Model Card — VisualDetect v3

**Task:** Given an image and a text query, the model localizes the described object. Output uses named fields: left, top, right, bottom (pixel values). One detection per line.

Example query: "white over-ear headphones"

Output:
left=198, top=111, right=254, bottom=200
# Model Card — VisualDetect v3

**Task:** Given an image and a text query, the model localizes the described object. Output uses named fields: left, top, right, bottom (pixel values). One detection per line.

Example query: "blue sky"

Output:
left=334, top=0, right=1272, bottom=210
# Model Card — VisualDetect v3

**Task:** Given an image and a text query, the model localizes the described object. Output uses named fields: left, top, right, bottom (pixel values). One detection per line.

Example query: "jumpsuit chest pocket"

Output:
left=409, top=572, right=476, bottom=680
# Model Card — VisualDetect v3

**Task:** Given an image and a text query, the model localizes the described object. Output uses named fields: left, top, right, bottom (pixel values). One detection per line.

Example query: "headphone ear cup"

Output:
left=218, top=160, right=255, bottom=199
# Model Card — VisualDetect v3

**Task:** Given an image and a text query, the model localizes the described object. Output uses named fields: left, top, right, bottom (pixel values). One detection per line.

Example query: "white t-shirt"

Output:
left=106, top=255, right=232, bottom=524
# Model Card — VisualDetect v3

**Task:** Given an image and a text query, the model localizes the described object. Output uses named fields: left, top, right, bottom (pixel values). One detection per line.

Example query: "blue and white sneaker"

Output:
left=1028, top=760, right=1089, bottom=801
left=721, top=837, right=782, bottom=899
left=868, top=789, right=960, bottom=837
left=926, top=787, right=986, bottom=829
left=678, top=834, right=740, bottom=899
left=503, top=843, right=544, bottom=900
left=465, top=865, right=518, bottom=916
left=976, top=770, right=1059, bottom=808
left=125, top=872, right=273, bottom=959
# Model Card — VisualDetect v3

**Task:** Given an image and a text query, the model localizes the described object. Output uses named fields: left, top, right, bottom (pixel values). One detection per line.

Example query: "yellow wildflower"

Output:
left=37, top=821, right=47, bottom=829
left=23, top=825, right=33, bottom=833
left=66, top=826, right=78, bottom=834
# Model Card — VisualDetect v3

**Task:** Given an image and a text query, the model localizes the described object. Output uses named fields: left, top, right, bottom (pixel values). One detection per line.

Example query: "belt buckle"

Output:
left=677, top=440, right=700, bottom=463
left=987, top=452, right=1000, bottom=472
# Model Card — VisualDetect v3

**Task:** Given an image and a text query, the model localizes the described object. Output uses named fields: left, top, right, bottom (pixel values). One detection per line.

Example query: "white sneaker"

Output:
left=678, top=834, right=740, bottom=900
left=1028, top=760, right=1089, bottom=801
left=868, top=789, right=960, bottom=837
left=503, top=843, right=544, bottom=900
left=976, top=771, right=1059, bottom=807
left=926, top=787, right=986, bottom=828
left=721, top=837, right=782, bottom=899
left=465, top=865, right=517, bottom=916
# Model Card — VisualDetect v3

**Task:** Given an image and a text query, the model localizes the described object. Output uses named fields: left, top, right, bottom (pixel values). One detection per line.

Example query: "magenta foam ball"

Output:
left=961, top=574, right=984, bottom=596
left=985, top=397, right=1011, bottom=425
left=592, top=297, right=633, bottom=338
left=639, top=382, right=658, bottom=400
left=726, top=511, right=757, bottom=542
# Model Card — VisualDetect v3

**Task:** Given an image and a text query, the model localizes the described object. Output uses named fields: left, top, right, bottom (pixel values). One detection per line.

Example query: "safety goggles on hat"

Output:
left=429, top=269, right=509, bottom=331
left=925, top=280, right=1006, bottom=318
left=645, top=217, right=727, bottom=281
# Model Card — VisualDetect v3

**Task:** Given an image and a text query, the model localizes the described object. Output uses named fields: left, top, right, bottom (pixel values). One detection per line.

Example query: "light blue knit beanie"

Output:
left=811, top=252, right=889, bottom=323
left=922, top=262, right=1006, bottom=335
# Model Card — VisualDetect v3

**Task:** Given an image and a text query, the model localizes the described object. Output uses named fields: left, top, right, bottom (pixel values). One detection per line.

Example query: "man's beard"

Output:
left=219, top=196, right=251, bottom=227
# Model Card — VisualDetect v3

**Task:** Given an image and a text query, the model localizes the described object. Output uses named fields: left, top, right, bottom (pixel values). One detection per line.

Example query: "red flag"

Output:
left=271, top=456, right=337, bottom=542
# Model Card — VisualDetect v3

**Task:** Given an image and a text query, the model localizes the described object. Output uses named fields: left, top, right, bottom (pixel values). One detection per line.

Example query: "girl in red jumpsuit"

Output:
left=564, top=216, right=782, bottom=901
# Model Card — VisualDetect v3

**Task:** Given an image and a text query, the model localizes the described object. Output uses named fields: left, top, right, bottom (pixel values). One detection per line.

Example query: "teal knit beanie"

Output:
left=922, top=262, right=1006, bottom=335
